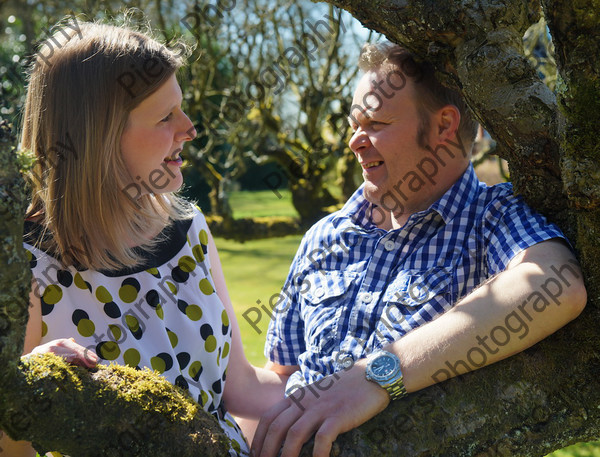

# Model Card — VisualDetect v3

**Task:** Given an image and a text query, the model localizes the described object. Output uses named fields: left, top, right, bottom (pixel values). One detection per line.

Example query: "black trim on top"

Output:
left=23, top=217, right=194, bottom=277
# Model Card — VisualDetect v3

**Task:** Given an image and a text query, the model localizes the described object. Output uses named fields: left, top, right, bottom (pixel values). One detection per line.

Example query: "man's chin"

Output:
left=362, top=184, right=384, bottom=206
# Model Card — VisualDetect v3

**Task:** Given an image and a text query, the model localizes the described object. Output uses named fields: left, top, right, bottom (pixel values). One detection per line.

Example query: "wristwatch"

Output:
left=365, top=350, right=407, bottom=400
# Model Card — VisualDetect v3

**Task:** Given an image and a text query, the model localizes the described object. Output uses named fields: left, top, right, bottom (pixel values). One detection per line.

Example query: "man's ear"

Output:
left=434, top=104, right=461, bottom=143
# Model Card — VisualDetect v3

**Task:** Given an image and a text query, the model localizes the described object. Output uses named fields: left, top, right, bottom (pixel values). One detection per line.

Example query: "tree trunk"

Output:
left=0, top=120, right=230, bottom=456
left=293, top=0, right=600, bottom=455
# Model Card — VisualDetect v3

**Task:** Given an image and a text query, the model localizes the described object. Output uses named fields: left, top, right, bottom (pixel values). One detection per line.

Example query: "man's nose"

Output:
left=349, top=128, right=371, bottom=153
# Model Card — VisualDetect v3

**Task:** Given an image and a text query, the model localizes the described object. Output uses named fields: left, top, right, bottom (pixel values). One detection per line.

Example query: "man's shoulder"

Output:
left=474, top=180, right=516, bottom=207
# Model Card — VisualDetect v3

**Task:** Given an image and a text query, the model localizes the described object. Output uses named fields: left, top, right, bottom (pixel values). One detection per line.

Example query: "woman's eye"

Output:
left=160, top=112, right=173, bottom=123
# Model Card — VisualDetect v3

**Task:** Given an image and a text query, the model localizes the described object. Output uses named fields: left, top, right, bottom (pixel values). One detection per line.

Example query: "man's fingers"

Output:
left=279, top=411, right=322, bottom=457
left=311, top=418, right=344, bottom=457
left=256, top=404, right=305, bottom=457
left=252, top=398, right=295, bottom=457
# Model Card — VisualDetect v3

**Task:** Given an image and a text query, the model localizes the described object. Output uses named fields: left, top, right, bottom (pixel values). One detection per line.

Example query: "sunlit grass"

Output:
left=228, top=189, right=298, bottom=219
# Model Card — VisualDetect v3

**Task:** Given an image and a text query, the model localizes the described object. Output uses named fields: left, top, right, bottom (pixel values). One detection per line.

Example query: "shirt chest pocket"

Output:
left=382, top=267, right=455, bottom=309
left=300, top=270, right=358, bottom=354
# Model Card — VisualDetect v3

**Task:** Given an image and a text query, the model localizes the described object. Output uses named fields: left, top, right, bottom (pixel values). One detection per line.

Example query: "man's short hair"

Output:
left=358, top=42, right=478, bottom=150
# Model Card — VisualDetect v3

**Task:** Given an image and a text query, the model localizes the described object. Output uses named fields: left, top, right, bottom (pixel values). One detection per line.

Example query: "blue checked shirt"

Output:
left=265, top=163, right=565, bottom=391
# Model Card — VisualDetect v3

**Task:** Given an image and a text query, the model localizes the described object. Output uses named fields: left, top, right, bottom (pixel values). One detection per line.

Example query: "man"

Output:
left=251, top=42, right=587, bottom=457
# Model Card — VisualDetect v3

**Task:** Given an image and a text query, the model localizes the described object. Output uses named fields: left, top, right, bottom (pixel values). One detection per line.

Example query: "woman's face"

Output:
left=120, top=73, right=196, bottom=198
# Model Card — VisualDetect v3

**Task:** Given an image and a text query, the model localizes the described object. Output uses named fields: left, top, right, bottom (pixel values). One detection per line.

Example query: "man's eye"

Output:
left=160, top=112, right=173, bottom=123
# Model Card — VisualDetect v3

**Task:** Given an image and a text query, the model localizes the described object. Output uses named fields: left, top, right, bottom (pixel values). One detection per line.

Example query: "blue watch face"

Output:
left=372, top=356, right=395, bottom=376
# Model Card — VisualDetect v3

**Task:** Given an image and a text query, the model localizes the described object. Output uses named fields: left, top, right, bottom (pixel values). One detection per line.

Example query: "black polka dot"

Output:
left=71, top=309, right=89, bottom=326
left=156, top=353, right=173, bottom=371
left=121, top=277, right=141, bottom=291
left=103, top=302, right=121, bottom=318
left=175, top=375, right=189, bottom=391
left=146, top=290, right=160, bottom=308
left=40, top=299, right=53, bottom=316
left=200, top=324, right=213, bottom=340
left=171, top=267, right=189, bottom=283
left=222, top=323, right=229, bottom=335
left=212, top=379, right=222, bottom=394
left=57, top=270, right=73, bottom=287
left=177, top=352, right=191, bottom=369
left=177, top=299, right=188, bottom=314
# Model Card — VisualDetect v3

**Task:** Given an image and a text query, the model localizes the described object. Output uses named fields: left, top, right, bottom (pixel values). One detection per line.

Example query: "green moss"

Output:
left=1, top=353, right=230, bottom=456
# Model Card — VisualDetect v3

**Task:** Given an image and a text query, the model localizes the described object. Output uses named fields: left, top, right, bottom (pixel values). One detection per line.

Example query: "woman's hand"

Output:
left=25, top=338, right=98, bottom=368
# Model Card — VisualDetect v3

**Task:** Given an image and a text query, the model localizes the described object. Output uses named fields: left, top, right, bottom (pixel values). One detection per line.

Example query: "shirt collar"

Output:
left=337, top=162, right=481, bottom=228
left=429, top=162, right=481, bottom=224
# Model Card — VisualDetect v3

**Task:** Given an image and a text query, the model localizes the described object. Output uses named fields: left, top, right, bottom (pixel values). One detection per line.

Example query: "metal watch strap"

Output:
left=385, top=378, right=407, bottom=400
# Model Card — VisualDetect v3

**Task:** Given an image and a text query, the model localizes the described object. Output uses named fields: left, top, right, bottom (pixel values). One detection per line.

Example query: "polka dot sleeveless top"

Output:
left=24, top=208, right=248, bottom=456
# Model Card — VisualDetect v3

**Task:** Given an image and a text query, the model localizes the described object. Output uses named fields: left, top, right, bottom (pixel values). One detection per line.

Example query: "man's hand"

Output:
left=251, top=360, right=390, bottom=457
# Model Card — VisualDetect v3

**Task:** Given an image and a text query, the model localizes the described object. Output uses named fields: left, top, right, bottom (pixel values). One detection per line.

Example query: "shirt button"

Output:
left=314, top=287, right=325, bottom=298
left=384, top=240, right=396, bottom=251
left=360, top=292, right=373, bottom=303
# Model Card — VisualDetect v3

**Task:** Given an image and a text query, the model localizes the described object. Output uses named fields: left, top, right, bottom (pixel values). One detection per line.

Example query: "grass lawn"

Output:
left=229, top=189, right=298, bottom=219
left=215, top=234, right=302, bottom=365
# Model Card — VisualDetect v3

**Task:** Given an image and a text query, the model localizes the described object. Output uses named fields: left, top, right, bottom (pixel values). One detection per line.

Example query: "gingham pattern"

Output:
left=265, top=163, right=565, bottom=390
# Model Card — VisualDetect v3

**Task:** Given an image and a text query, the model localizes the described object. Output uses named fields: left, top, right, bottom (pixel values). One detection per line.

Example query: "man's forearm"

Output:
left=387, top=243, right=586, bottom=393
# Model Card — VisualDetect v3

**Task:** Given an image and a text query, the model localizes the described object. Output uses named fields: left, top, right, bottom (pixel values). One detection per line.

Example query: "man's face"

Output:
left=348, top=69, right=435, bottom=216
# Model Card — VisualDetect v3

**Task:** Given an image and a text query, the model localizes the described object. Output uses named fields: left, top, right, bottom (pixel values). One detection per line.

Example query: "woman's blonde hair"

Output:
left=22, top=19, right=194, bottom=271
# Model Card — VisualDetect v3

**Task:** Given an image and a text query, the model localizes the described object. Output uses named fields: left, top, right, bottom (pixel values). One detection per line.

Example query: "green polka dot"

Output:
left=200, top=389, right=209, bottom=406
left=231, top=439, right=241, bottom=453
left=167, top=281, right=177, bottom=295
left=199, top=229, right=208, bottom=245
left=185, top=304, right=202, bottom=321
left=96, top=286, right=112, bottom=303
left=221, top=310, right=229, bottom=326
left=43, top=285, right=62, bottom=305
left=199, top=278, right=214, bottom=295
left=125, top=315, right=140, bottom=332
left=123, top=348, right=141, bottom=367
left=77, top=318, right=95, bottom=337
left=192, top=245, right=205, bottom=262
left=151, top=356, right=166, bottom=373
left=167, top=330, right=178, bottom=348
left=222, top=342, right=230, bottom=358
left=205, top=335, right=217, bottom=352
left=41, top=321, right=47, bottom=337
left=178, top=256, right=196, bottom=273
left=109, top=324, right=122, bottom=341
left=119, top=285, right=138, bottom=303
left=26, top=250, right=32, bottom=261
left=189, top=361, right=202, bottom=380
left=74, top=272, right=87, bottom=290
left=146, top=267, right=159, bottom=276
left=98, top=342, right=120, bottom=360
left=156, top=304, right=164, bottom=320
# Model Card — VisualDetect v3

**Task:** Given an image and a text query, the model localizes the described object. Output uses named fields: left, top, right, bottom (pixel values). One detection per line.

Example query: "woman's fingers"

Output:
left=28, top=338, right=98, bottom=368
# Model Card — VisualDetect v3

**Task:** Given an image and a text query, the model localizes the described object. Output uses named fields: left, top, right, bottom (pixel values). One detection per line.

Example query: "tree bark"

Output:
left=0, top=120, right=230, bottom=456
left=292, top=0, right=600, bottom=455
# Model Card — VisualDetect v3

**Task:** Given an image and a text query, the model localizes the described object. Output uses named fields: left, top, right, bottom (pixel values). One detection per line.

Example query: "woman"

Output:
left=0, top=20, right=286, bottom=457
